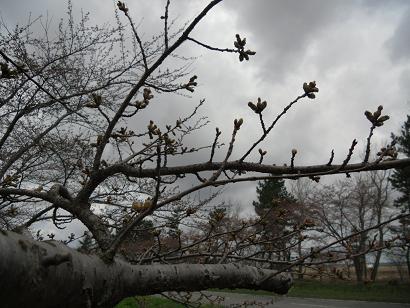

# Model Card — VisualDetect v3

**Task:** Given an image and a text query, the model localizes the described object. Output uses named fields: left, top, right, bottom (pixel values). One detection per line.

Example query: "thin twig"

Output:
left=207, top=121, right=240, bottom=183
left=340, top=139, right=358, bottom=170
left=187, top=37, right=238, bottom=53
left=123, top=12, right=148, bottom=70
left=240, top=93, right=307, bottom=162
left=163, top=0, right=170, bottom=50
left=327, top=149, right=334, bottom=166
left=258, top=113, right=266, bottom=134
left=363, top=125, right=376, bottom=163
left=209, top=127, right=221, bottom=162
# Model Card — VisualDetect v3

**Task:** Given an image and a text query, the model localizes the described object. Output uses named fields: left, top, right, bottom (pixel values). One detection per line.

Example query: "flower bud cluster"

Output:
left=309, top=176, right=320, bottom=183
left=184, top=75, right=198, bottom=92
left=133, top=88, right=154, bottom=109
left=377, top=145, right=398, bottom=159
left=364, top=105, right=390, bottom=127
left=162, top=133, right=176, bottom=146
left=258, top=148, right=267, bottom=156
left=234, top=34, right=256, bottom=62
left=147, top=120, right=176, bottom=149
left=111, top=127, right=135, bottom=142
left=303, top=81, right=319, bottom=99
left=85, top=93, right=102, bottom=108
left=234, top=118, right=244, bottom=130
left=132, top=198, right=152, bottom=212
left=248, top=97, right=267, bottom=114
left=117, top=1, right=128, bottom=14
left=301, top=218, right=316, bottom=229
left=1, top=174, right=20, bottom=187
left=209, top=208, right=226, bottom=224
left=148, top=120, right=161, bottom=139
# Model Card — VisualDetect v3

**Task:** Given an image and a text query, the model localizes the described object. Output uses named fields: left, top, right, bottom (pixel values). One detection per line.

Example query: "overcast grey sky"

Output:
left=1, top=0, right=409, bottom=234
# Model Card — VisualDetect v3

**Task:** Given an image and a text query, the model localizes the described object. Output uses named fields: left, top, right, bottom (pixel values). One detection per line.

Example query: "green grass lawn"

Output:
left=211, top=280, right=410, bottom=303
left=116, top=280, right=410, bottom=307
left=116, top=296, right=183, bottom=308
left=288, top=280, right=410, bottom=303
left=116, top=296, right=220, bottom=308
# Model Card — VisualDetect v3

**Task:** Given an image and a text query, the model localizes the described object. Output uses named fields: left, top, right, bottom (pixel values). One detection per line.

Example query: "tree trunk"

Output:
left=0, top=230, right=292, bottom=308
left=370, top=227, right=383, bottom=282
left=371, top=250, right=382, bottom=281
left=297, top=239, right=304, bottom=280
left=353, top=255, right=365, bottom=282
left=406, top=246, right=410, bottom=279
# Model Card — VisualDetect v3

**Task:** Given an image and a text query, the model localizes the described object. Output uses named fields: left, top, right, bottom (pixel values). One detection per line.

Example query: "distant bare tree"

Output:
left=311, top=171, right=393, bottom=282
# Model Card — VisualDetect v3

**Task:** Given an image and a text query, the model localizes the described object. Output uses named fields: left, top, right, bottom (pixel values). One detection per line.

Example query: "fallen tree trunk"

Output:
left=0, top=230, right=292, bottom=307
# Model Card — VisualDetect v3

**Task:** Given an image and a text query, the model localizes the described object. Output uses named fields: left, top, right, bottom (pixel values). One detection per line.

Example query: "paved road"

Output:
left=196, top=292, right=410, bottom=308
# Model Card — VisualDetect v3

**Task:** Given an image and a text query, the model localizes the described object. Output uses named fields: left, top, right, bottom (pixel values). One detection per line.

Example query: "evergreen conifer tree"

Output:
left=252, top=178, right=294, bottom=209
left=390, top=115, right=410, bottom=212
left=253, top=178, right=296, bottom=266
left=390, top=115, right=410, bottom=277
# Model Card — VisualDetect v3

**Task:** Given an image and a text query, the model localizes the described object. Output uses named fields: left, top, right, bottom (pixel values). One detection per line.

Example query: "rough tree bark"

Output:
left=0, top=230, right=292, bottom=308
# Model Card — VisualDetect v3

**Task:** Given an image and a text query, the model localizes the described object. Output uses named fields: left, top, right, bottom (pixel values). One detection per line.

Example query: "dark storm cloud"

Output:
left=2, top=0, right=410, bottom=219
left=223, top=0, right=353, bottom=80
left=386, top=7, right=410, bottom=62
